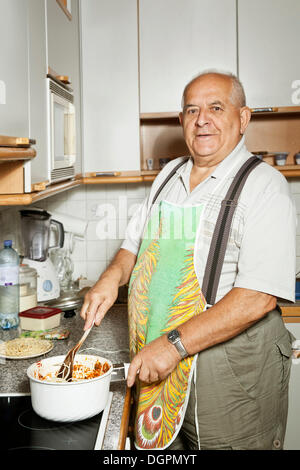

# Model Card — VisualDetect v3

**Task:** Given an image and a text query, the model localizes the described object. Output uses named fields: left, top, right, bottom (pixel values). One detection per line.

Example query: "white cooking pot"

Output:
left=27, top=354, right=112, bottom=422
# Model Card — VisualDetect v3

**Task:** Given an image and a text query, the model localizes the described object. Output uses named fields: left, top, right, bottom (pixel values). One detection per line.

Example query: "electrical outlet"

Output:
left=0, top=80, right=6, bottom=104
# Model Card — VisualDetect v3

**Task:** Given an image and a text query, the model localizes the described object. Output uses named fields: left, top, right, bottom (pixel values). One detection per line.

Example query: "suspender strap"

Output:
left=151, top=158, right=189, bottom=205
left=201, top=156, right=262, bottom=305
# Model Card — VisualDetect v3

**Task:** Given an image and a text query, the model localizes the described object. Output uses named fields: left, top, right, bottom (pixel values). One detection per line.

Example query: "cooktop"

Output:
left=1, top=392, right=113, bottom=450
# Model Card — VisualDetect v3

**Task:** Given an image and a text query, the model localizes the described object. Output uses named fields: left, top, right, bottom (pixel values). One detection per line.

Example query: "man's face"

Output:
left=179, top=74, right=250, bottom=164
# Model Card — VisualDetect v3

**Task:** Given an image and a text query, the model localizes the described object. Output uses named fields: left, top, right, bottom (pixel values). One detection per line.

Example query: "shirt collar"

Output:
left=178, top=135, right=250, bottom=183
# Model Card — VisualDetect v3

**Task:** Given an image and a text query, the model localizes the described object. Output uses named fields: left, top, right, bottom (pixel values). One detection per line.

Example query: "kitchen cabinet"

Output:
left=79, top=0, right=140, bottom=174
left=238, top=0, right=300, bottom=108
left=0, top=0, right=48, bottom=192
left=46, top=0, right=82, bottom=175
left=0, top=0, right=29, bottom=137
left=139, top=0, right=237, bottom=114
left=25, top=0, right=48, bottom=191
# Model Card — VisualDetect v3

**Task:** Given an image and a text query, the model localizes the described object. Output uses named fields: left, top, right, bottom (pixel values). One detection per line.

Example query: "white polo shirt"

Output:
left=121, top=137, right=297, bottom=303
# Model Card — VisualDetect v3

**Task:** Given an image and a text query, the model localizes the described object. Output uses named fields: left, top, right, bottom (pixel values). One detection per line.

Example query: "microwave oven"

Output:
left=47, top=77, right=76, bottom=183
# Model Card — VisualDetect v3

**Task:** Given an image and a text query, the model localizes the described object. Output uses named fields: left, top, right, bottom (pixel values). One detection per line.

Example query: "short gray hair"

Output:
left=181, top=69, right=246, bottom=109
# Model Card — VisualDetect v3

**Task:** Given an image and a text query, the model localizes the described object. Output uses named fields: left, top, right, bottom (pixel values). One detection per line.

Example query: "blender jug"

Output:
left=20, top=209, right=64, bottom=261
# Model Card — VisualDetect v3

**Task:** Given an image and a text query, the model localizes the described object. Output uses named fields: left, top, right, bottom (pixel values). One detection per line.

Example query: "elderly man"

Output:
left=81, top=71, right=296, bottom=450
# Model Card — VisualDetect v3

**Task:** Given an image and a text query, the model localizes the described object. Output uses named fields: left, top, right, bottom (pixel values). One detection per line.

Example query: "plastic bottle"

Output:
left=0, top=240, right=20, bottom=329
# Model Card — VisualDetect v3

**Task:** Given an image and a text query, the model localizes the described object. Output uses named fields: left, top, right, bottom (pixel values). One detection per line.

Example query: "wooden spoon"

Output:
left=57, top=321, right=94, bottom=381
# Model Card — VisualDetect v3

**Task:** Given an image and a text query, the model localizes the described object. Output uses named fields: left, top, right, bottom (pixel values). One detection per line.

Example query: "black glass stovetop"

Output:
left=1, top=395, right=106, bottom=450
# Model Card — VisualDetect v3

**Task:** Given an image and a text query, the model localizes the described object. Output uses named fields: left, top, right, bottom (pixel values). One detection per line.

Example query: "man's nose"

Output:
left=195, top=108, right=210, bottom=127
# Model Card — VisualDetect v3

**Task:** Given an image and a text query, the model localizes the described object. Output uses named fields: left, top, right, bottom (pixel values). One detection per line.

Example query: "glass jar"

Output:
left=19, top=264, right=38, bottom=312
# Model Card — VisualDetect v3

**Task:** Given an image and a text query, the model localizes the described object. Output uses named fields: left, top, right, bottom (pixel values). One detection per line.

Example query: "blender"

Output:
left=20, top=209, right=64, bottom=302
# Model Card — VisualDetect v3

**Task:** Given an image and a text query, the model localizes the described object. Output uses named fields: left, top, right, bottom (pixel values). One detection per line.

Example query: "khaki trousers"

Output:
left=169, top=308, right=294, bottom=450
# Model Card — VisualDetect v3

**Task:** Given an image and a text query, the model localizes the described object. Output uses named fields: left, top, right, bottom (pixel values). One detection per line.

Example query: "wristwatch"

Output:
left=167, top=329, right=188, bottom=359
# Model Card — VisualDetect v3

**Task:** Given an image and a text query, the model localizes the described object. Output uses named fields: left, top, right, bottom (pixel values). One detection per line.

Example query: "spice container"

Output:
left=19, top=306, right=62, bottom=331
left=19, top=265, right=37, bottom=312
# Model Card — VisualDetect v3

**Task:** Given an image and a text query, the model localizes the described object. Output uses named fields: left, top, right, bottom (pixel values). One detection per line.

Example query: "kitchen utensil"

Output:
left=19, top=264, right=37, bottom=312
left=20, top=209, right=64, bottom=302
left=41, top=288, right=84, bottom=317
left=57, top=322, right=94, bottom=381
left=274, top=152, right=288, bottom=166
left=27, top=354, right=113, bottom=422
left=19, top=306, right=62, bottom=331
left=159, top=157, right=171, bottom=168
left=294, top=152, right=300, bottom=165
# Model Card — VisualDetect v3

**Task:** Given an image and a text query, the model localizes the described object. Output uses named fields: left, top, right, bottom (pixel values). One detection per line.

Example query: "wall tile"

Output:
left=86, top=240, right=107, bottom=261
left=86, top=260, right=107, bottom=282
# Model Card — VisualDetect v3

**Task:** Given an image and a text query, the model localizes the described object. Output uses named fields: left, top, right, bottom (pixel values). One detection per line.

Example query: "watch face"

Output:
left=168, top=329, right=180, bottom=342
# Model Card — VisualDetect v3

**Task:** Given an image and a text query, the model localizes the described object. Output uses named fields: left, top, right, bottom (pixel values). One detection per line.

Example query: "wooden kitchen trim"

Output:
left=0, top=179, right=80, bottom=205
left=1, top=162, right=300, bottom=205
left=117, top=386, right=132, bottom=450
left=82, top=170, right=144, bottom=185
left=0, top=147, right=36, bottom=161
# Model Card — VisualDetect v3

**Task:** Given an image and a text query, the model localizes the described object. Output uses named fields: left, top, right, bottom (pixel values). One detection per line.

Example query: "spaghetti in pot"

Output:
left=33, top=357, right=110, bottom=383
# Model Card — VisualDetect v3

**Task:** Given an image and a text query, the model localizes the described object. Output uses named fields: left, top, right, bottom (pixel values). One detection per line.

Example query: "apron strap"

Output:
left=202, top=156, right=262, bottom=305
left=151, top=158, right=189, bottom=205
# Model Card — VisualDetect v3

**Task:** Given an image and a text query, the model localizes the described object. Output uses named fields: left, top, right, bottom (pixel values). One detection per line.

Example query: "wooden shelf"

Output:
left=0, top=179, right=80, bottom=206
left=0, top=147, right=36, bottom=161
left=1, top=161, right=300, bottom=206
left=279, top=301, right=300, bottom=323
left=140, top=106, right=300, bottom=121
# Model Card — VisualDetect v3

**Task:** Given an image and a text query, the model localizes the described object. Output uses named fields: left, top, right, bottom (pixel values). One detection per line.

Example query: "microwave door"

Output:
left=51, top=93, right=75, bottom=170
left=54, top=100, right=65, bottom=165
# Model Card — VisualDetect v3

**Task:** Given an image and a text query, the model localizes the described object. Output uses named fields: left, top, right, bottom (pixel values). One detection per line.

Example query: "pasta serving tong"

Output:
left=57, top=321, right=94, bottom=381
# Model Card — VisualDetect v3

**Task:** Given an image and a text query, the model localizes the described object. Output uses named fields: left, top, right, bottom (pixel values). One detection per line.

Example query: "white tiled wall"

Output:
left=32, top=182, right=151, bottom=282
left=0, top=178, right=300, bottom=283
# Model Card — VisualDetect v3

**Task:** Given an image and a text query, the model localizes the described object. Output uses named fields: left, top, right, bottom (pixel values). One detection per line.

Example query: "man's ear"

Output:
left=179, top=111, right=183, bottom=127
left=240, top=106, right=251, bottom=135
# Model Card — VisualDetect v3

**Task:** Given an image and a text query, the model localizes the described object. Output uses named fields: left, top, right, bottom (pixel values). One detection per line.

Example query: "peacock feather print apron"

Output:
left=128, top=199, right=206, bottom=450
left=127, top=155, right=262, bottom=450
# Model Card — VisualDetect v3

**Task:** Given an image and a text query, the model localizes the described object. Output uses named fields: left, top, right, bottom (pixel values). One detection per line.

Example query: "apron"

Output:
left=128, top=200, right=205, bottom=450
left=128, top=156, right=263, bottom=450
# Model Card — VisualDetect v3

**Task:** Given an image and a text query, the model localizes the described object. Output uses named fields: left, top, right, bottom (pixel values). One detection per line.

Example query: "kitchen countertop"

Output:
left=0, top=304, right=130, bottom=450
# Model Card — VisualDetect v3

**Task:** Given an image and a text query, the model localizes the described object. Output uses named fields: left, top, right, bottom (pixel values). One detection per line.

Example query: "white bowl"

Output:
left=27, top=354, right=112, bottom=422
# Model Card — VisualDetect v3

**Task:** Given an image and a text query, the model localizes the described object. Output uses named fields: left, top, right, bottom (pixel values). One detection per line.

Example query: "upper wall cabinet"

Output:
left=46, top=0, right=82, bottom=174
left=139, top=0, right=237, bottom=114
left=0, top=0, right=29, bottom=137
left=238, top=0, right=300, bottom=108
left=79, top=0, right=140, bottom=173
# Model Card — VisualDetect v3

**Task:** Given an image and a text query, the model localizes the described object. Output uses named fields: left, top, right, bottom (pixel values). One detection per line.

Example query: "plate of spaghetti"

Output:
left=0, top=337, right=53, bottom=359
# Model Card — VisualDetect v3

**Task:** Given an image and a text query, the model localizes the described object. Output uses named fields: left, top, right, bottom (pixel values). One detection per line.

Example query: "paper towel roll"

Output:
left=49, top=211, right=88, bottom=238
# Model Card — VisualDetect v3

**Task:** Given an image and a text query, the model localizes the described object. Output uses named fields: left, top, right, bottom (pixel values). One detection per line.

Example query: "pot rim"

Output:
left=27, top=354, right=113, bottom=386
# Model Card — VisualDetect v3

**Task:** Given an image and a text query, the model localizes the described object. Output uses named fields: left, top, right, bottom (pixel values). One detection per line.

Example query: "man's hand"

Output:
left=80, top=248, right=137, bottom=330
left=80, top=279, right=119, bottom=330
left=127, top=334, right=182, bottom=387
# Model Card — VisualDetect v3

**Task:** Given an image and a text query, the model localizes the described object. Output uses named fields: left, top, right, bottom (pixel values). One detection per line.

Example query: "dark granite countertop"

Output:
left=0, top=304, right=130, bottom=450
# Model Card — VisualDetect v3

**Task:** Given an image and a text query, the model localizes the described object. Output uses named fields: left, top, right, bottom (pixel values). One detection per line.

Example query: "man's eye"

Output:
left=187, top=107, right=199, bottom=114
left=212, top=106, right=222, bottom=112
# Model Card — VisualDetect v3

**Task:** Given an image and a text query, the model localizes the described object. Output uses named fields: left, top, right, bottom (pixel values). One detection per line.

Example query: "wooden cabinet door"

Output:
left=238, top=0, right=300, bottom=108
left=79, top=0, right=140, bottom=173
left=139, top=0, right=237, bottom=113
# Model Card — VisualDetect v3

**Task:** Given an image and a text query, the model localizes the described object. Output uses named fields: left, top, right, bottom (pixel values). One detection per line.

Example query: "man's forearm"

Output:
left=178, top=287, right=277, bottom=356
